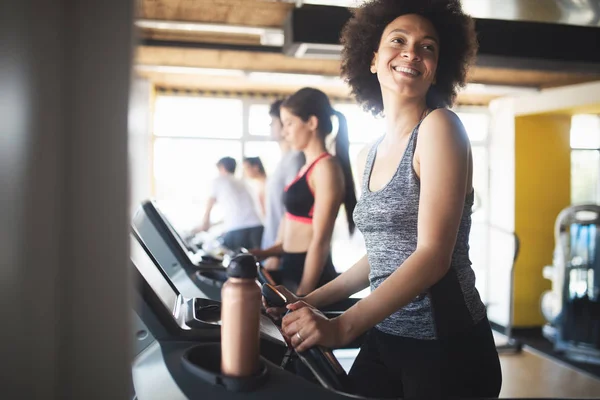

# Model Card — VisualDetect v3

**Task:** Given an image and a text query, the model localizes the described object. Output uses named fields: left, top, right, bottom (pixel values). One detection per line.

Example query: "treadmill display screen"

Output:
left=131, top=235, right=179, bottom=313
left=154, top=203, right=192, bottom=255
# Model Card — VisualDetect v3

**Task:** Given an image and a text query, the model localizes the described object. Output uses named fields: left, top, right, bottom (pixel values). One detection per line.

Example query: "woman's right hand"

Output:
left=263, top=285, right=300, bottom=320
left=248, top=248, right=266, bottom=261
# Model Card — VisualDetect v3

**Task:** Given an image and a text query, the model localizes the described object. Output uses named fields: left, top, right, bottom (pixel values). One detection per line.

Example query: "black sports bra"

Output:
left=283, top=153, right=331, bottom=224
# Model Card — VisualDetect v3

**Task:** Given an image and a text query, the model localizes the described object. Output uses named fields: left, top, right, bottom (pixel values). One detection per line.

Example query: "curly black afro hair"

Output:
left=340, top=0, right=478, bottom=115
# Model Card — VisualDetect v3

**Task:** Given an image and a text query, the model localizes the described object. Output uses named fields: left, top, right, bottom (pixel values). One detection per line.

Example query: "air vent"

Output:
left=290, top=43, right=342, bottom=59
left=283, top=5, right=350, bottom=59
left=282, top=4, right=600, bottom=71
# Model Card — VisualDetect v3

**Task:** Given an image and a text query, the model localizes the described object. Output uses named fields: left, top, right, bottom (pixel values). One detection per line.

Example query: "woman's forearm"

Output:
left=337, top=248, right=450, bottom=344
left=296, top=241, right=330, bottom=296
left=259, top=243, right=284, bottom=258
left=304, top=254, right=370, bottom=309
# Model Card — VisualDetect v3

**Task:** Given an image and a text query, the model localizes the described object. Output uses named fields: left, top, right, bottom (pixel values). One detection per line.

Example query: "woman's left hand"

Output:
left=281, top=301, right=347, bottom=352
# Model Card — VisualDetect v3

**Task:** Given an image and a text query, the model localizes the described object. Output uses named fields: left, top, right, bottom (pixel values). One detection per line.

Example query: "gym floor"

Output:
left=333, top=332, right=600, bottom=398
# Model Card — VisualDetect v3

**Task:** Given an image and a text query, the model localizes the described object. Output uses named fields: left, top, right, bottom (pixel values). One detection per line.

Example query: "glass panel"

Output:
left=570, top=114, right=600, bottom=149
left=471, top=146, right=488, bottom=223
left=243, top=141, right=283, bottom=177
left=248, top=104, right=272, bottom=137
left=153, top=138, right=243, bottom=232
left=571, top=149, right=600, bottom=204
left=334, top=103, right=386, bottom=144
left=154, top=96, right=243, bottom=139
left=456, top=112, right=489, bottom=142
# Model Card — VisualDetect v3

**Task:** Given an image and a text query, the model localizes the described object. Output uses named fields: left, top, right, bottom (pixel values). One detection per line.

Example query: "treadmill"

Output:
left=133, top=200, right=230, bottom=300
left=130, top=232, right=363, bottom=400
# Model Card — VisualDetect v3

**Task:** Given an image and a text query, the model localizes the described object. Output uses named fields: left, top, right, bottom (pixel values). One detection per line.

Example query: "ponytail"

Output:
left=333, top=110, right=357, bottom=235
left=281, top=88, right=357, bottom=235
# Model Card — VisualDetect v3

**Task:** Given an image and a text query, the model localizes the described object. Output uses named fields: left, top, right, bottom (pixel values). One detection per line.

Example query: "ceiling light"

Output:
left=247, top=71, right=345, bottom=86
left=135, top=65, right=246, bottom=77
left=135, top=20, right=284, bottom=46
left=135, top=65, right=346, bottom=87
left=293, top=0, right=363, bottom=6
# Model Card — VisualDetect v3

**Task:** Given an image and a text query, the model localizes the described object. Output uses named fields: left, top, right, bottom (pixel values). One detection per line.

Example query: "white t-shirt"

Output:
left=210, top=174, right=262, bottom=232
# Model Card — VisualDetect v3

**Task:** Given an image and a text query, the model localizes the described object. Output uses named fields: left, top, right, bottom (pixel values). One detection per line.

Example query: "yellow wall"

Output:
left=514, top=115, right=572, bottom=326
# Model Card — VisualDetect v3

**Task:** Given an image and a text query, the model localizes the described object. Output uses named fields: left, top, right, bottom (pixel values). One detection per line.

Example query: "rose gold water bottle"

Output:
left=221, top=254, right=261, bottom=377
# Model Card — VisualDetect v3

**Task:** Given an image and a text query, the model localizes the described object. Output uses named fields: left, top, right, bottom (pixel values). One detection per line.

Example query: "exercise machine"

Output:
left=130, top=232, right=359, bottom=399
left=542, top=204, right=600, bottom=365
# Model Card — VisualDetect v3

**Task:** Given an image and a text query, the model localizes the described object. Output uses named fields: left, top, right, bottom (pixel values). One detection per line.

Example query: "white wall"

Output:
left=486, top=98, right=517, bottom=327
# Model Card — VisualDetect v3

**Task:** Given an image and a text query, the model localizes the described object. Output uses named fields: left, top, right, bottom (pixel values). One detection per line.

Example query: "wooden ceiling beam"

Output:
left=136, top=46, right=600, bottom=88
left=140, top=0, right=293, bottom=27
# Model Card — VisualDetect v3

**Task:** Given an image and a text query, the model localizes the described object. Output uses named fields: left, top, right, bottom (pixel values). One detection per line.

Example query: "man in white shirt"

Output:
left=201, top=157, right=263, bottom=251
left=260, top=100, right=304, bottom=268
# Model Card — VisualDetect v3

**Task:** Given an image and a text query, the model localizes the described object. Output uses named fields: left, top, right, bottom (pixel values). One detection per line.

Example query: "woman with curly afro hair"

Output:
left=277, top=0, right=502, bottom=398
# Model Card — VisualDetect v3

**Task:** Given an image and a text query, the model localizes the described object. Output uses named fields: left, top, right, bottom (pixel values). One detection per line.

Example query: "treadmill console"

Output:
left=131, top=232, right=353, bottom=398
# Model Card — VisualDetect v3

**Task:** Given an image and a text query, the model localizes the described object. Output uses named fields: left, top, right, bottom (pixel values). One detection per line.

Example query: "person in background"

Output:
left=252, top=88, right=357, bottom=296
left=259, top=100, right=305, bottom=271
left=199, top=156, right=263, bottom=251
left=242, top=156, right=267, bottom=218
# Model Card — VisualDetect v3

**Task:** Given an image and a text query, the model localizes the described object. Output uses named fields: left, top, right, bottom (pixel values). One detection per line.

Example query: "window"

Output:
left=248, top=104, right=272, bottom=137
left=330, top=103, right=384, bottom=272
left=244, top=141, right=282, bottom=176
left=572, top=150, right=600, bottom=204
left=334, top=103, right=386, bottom=143
left=571, top=115, right=600, bottom=204
left=154, top=97, right=243, bottom=138
left=153, top=138, right=242, bottom=231
left=457, top=112, right=489, bottom=143
left=152, top=96, right=258, bottom=233
left=571, top=115, right=600, bottom=149
left=456, top=109, right=490, bottom=223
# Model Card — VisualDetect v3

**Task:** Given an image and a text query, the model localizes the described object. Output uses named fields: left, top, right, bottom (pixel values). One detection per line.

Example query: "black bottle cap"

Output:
left=227, top=254, right=259, bottom=279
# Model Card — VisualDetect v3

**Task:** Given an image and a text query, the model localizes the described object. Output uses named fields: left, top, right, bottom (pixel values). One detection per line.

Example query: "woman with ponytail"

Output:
left=251, top=87, right=356, bottom=296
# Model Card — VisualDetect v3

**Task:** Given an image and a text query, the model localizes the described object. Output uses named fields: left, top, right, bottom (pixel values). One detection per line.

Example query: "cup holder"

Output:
left=196, top=269, right=228, bottom=287
left=185, top=298, right=222, bottom=329
left=194, top=299, right=221, bottom=325
left=181, top=343, right=269, bottom=392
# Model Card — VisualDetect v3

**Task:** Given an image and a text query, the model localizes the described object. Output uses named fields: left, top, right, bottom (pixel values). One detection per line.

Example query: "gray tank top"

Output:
left=353, top=117, right=486, bottom=340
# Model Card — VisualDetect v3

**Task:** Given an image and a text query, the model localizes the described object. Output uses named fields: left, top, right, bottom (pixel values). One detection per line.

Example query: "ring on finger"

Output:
left=295, top=331, right=304, bottom=342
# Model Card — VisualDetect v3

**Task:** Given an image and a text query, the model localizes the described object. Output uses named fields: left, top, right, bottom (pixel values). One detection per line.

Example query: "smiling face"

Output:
left=371, top=14, right=440, bottom=103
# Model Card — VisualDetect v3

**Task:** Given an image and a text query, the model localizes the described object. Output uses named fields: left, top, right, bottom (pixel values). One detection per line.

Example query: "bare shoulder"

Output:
left=308, top=156, right=343, bottom=189
left=318, top=155, right=344, bottom=177
left=418, top=108, right=469, bottom=147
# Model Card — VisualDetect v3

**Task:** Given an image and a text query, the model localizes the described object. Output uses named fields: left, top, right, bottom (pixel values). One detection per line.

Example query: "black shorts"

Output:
left=347, top=317, right=502, bottom=399
left=278, top=252, right=338, bottom=293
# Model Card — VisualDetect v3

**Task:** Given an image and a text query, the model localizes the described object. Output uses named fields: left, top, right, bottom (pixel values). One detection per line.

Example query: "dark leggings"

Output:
left=277, top=252, right=338, bottom=294
left=222, top=225, right=263, bottom=251
left=348, top=318, right=502, bottom=399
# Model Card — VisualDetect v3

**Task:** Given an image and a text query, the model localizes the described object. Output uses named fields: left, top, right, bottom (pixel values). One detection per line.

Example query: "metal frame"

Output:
left=495, top=231, right=523, bottom=354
